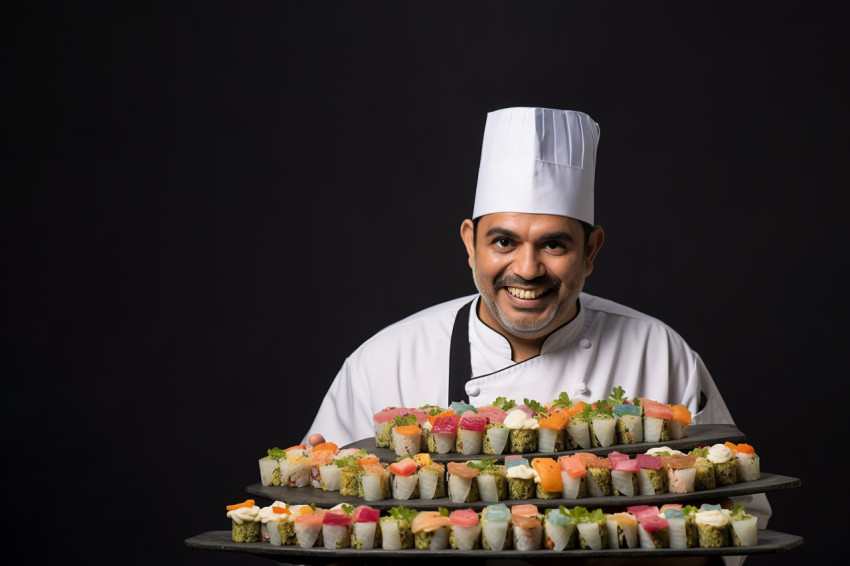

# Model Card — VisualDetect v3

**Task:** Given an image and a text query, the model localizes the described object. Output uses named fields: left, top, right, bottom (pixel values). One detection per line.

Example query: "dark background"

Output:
left=3, top=1, right=846, bottom=564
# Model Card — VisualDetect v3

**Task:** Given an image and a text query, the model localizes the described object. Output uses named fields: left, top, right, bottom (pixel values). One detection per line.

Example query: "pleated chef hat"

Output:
left=472, top=107, right=600, bottom=225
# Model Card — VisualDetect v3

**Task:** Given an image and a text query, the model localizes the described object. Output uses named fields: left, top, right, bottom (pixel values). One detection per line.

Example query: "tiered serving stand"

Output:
left=186, top=423, right=803, bottom=561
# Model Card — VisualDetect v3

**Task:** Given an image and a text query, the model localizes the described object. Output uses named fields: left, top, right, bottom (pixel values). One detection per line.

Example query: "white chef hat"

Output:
left=472, top=107, right=600, bottom=225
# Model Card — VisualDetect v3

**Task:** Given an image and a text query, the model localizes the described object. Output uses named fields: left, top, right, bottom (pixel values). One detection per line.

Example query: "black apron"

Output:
left=448, top=299, right=475, bottom=404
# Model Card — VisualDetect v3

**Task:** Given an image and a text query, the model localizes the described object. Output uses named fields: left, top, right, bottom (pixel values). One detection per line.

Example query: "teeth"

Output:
left=508, top=287, right=538, bottom=299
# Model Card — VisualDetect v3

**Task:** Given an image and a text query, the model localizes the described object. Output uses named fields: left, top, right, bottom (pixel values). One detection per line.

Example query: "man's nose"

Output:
left=513, top=245, right=545, bottom=280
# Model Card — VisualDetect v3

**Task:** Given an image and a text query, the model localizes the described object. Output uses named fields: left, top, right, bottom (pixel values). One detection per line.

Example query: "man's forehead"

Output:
left=478, top=212, right=582, bottom=234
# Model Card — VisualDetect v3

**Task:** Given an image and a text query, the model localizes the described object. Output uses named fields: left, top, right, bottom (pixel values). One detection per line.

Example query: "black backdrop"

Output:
left=3, top=2, right=847, bottom=565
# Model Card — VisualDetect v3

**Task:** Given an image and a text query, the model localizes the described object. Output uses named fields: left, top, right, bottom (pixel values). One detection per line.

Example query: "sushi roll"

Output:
left=558, top=454, right=588, bottom=499
left=605, top=511, right=639, bottom=549
left=226, top=499, right=261, bottom=543
left=258, top=447, right=285, bottom=486
left=430, top=413, right=460, bottom=454
left=641, top=400, right=672, bottom=443
left=706, top=443, right=738, bottom=486
left=607, top=386, right=643, bottom=444
left=447, top=460, right=480, bottom=502
left=481, top=503, right=513, bottom=550
left=279, top=447, right=311, bottom=487
left=635, top=452, right=668, bottom=495
left=586, top=401, right=618, bottom=447
left=728, top=442, right=761, bottom=482
left=536, top=409, right=568, bottom=452
left=608, top=452, right=640, bottom=497
left=510, top=504, right=544, bottom=551
left=505, top=456, right=536, bottom=500
left=613, top=403, right=644, bottom=444
left=388, top=457, right=420, bottom=500
left=695, top=505, right=731, bottom=548
left=571, top=506, right=609, bottom=550
left=293, top=507, right=327, bottom=548
left=575, top=452, right=613, bottom=497
left=456, top=412, right=487, bottom=455
left=531, top=457, right=563, bottom=499
left=392, top=424, right=422, bottom=457
left=730, top=504, right=759, bottom=547
left=257, top=501, right=289, bottom=545
left=504, top=407, right=539, bottom=453
left=319, top=447, right=360, bottom=492
left=664, top=452, right=698, bottom=494
left=416, top=456, right=447, bottom=500
left=669, top=404, right=692, bottom=439
left=411, top=510, right=452, bottom=550
left=629, top=505, right=669, bottom=549
left=380, top=506, right=417, bottom=550
left=566, top=406, right=593, bottom=449
left=478, top=405, right=510, bottom=455
left=349, top=505, right=382, bottom=549
left=544, top=507, right=576, bottom=550
left=305, top=442, right=338, bottom=489
left=661, top=504, right=699, bottom=548
left=322, top=508, right=353, bottom=549
left=688, top=447, right=717, bottom=491
left=372, top=407, right=409, bottom=448
left=360, top=461, right=391, bottom=502
left=474, top=459, right=508, bottom=502
left=449, top=508, right=482, bottom=550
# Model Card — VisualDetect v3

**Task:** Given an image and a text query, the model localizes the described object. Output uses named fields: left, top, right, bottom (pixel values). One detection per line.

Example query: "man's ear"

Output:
left=584, top=225, right=605, bottom=276
left=460, top=219, right=476, bottom=269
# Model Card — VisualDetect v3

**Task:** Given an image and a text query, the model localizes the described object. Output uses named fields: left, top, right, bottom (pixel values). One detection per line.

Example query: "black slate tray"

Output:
left=246, top=472, right=801, bottom=510
left=352, top=423, right=746, bottom=462
left=186, top=529, right=803, bottom=561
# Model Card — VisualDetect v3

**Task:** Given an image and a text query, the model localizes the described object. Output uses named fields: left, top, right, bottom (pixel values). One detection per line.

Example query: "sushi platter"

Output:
left=246, top=471, right=800, bottom=510
left=188, top=400, right=805, bottom=561
left=186, top=528, right=804, bottom=558
left=355, top=423, right=746, bottom=462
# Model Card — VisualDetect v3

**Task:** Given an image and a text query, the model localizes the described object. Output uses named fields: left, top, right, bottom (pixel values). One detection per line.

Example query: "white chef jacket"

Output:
left=302, top=292, right=771, bottom=561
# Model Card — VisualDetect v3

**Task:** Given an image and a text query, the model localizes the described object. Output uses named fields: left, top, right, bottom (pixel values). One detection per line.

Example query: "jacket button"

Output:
left=579, top=338, right=591, bottom=349
left=577, top=382, right=588, bottom=393
left=466, top=386, right=480, bottom=397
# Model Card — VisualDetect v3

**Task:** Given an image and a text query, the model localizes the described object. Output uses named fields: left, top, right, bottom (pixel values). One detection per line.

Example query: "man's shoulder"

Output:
left=356, top=294, right=478, bottom=350
left=581, top=293, right=682, bottom=335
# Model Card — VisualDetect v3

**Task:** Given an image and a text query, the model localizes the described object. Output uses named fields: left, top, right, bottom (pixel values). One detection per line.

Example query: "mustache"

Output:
left=494, top=274, right=560, bottom=291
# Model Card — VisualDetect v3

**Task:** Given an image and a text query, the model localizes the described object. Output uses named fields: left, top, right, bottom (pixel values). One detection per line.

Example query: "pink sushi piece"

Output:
left=607, top=451, right=630, bottom=466
left=612, top=458, right=641, bottom=472
left=450, top=508, right=480, bottom=527
left=636, top=454, right=664, bottom=470
left=459, top=415, right=487, bottom=432
left=351, top=506, right=380, bottom=523
left=504, top=455, right=522, bottom=462
left=476, top=405, right=507, bottom=424
left=410, top=409, right=429, bottom=425
left=637, top=513, right=669, bottom=532
left=322, top=509, right=352, bottom=526
left=432, top=414, right=461, bottom=434
left=643, top=402, right=673, bottom=420
left=373, top=407, right=412, bottom=424
left=627, top=505, right=659, bottom=518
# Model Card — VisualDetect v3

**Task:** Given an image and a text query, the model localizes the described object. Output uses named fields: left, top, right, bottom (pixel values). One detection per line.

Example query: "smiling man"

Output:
left=304, top=106, right=741, bottom=443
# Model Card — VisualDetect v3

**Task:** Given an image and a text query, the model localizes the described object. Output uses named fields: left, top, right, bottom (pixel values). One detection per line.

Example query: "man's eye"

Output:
left=494, top=238, right=512, bottom=248
left=544, top=241, right=566, bottom=250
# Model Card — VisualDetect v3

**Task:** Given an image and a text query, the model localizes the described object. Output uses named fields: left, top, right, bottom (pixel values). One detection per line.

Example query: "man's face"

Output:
left=461, top=212, right=603, bottom=341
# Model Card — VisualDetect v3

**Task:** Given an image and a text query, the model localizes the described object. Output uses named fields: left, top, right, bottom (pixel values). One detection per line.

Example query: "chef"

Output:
left=302, top=108, right=769, bottom=562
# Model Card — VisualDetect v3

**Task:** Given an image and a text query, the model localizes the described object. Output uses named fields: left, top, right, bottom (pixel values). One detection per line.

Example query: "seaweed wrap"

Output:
left=505, top=456, right=535, bottom=500
left=380, top=506, right=417, bottom=550
left=695, top=505, right=731, bottom=548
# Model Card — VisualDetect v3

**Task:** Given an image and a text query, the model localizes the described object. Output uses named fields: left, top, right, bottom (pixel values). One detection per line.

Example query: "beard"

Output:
left=472, top=262, right=574, bottom=338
